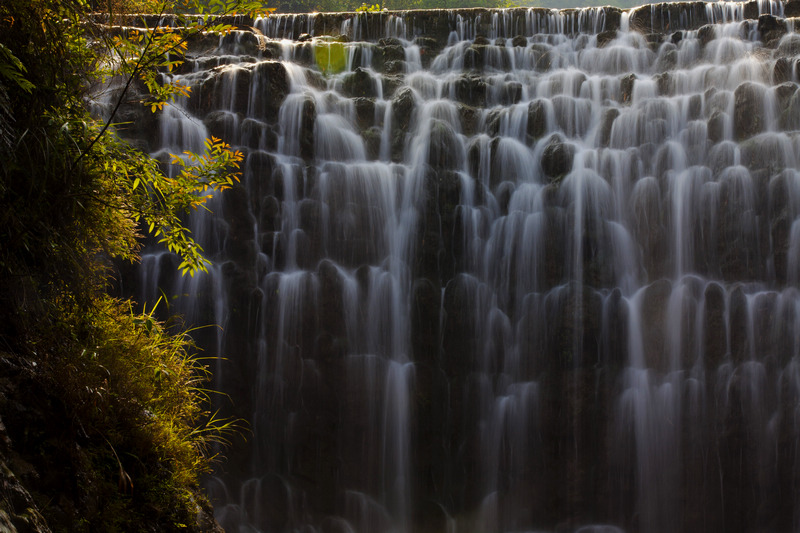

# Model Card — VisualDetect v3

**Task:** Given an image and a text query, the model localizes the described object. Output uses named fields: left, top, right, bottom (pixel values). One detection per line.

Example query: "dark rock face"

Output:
left=733, top=82, right=766, bottom=140
left=541, top=134, right=575, bottom=180
left=342, top=67, right=379, bottom=98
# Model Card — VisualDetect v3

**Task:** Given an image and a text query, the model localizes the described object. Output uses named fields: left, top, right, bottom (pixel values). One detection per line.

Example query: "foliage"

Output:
left=0, top=0, right=259, bottom=529
left=356, top=2, right=382, bottom=11
left=8, top=295, right=244, bottom=531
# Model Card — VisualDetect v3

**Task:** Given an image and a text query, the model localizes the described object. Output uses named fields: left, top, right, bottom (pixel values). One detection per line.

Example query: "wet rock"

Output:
left=248, top=61, right=289, bottom=123
left=728, top=286, right=749, bottom=363
left=656, top=48, right=677, bottom=72
left=484, top=107, right=503, bottom=138
left=380, top=38, right=406, bottom=64
left=454, top=74, right=487, bottom=107
left=415, top=36, right=440, bottom=68
left=654, top=71, right=671, bottom=96
left=304, top=68, right=328, bottom=91
left=758, top=14, right=786, bottom=45
left=786, top=0, right=800, bottom=17
left=596, top=30, right=617, bottom=48
left=414, top=36, right=438, bottom=49
left=495, top=180, right=515, bottom=214
left=459, top=104, right=481, bottom=136
left=773, top=57, right=793, bottom=83
left=299, top=199, right=323, bottom=266
left=260, top=195, right=280, bottom=233
left=644, top=33, right=663, bottom=51
left=113, top=100, right=160, bottom=151
left=342, top=67, right=378, bottom=98
left=718, top=170, right=760, bottom=281
left=391, top=87, right=415, bottom=161
left=546, top=283, right=604, bottom=369
left=777, top=33, right=800, bottom=57
left=219, top=30, right=263, bottom=56
left=620, top=73, right=636, bottom=104
left=362, top=126, right=383, bottom=160
left=0, top=448, right=52, bottom=533
left=442, top=276, right=478, bottom=378
left=206, top=65, right=252, bottom=114
left=769, top=170, right=796, bottom=284
left=527, top=99, right=548, bottom=140
left=707, top=111, right=727, bottom=144
left=384, top=59, right=406, bottom=75
left=411, top=278, right=441, bottom=365
left=427, top=120, right=462, bottom=171
left=740, top=134, right=791, bottom=175
left=697, top=24, right=716, bottom=47
left=241, top=118, right=278, bottom=151
left=203, top=110, right=239, bottom=142
left=597, top=108, right=620, bottom=147
left=299, top=95, right=317, bottom=161
left=540, top=134, right=575, bottom=180
left=784, top=86, right=800, bottom=131
left=733, top=82, right=765, bottom=141
left=640, top=279, right=672, bottom=373
left=320, top=517, right=358, bottom=533
left=688, top=93, right=703, bottom=120
left=629, top=1, right=709, bottom=33
left=774, top=82, right=797, bottom=127
left=500, top=81, right=523, bottom=105
left=630, top=176, right=667, bottom=280
left=702, top=282, right=727, bottom=370
left=603, top=289, right=629, bottom=370
left=602, top=6, right=623, bottom=31
left=381, top=74, right=404, bottom=99
left=536, top=50, right=554, bottom=71
left=463, top=45, right=485, bottom=71
left=512, top=35, right=528, bottom=47
left=743, top=0, right=760, bottom=19
left=317, top=259, right=345, bottom=343
left=223, top=186, right=258, bottom=265
left=353, top=97, right=376, bottom=130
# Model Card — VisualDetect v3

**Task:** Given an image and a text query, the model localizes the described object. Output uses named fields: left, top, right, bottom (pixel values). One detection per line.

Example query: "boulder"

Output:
left=596, top=29, right=617, bottom=48
left=454, top=73, right=487, bottom=107
left=786, top=0, right=800, bottom=17
left=391, top=87, right=416, bottom=161
left=341, top=67, right=378, bottom=98
left=427, top=120, right=462, bottom=171
left=733, top=82, right=765, bottom=141
left=758, top=14, right=786, bottom=45
left=527, top=99, right=548, bottom=140
left=540, top=134, right=575, bottom=180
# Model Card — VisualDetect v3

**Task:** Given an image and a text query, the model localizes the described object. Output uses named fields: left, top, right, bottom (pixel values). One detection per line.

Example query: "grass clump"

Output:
left=0, top=292, right=241, bottom=532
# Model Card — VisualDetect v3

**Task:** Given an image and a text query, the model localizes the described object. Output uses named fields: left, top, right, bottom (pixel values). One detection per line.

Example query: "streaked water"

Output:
left=134, top=2, right=800, bottom=532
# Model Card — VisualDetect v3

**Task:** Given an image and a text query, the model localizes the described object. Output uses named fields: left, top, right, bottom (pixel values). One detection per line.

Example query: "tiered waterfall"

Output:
left=126, top=1, right=800, bottom=531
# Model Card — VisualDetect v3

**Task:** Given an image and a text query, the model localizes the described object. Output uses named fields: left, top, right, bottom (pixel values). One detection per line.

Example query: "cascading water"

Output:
left=128, top=1, right=800, bottom=531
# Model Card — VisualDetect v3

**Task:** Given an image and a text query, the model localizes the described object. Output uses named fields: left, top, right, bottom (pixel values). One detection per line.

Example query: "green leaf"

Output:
left=0, top=44, right=35, bottom=93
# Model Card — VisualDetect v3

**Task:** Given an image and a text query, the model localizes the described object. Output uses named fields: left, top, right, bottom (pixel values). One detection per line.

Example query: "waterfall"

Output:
left=130, top=2, right=800, bottom=532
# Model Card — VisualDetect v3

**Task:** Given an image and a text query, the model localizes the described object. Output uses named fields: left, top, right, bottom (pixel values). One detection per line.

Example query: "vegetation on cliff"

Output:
left=0, top=0, right=262, bottom=530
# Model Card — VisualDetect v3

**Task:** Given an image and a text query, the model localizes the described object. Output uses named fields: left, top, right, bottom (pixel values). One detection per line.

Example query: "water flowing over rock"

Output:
left=129, top=1, right=800, bottom=532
